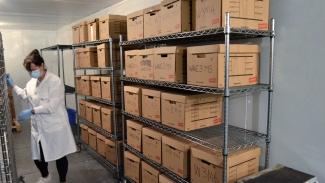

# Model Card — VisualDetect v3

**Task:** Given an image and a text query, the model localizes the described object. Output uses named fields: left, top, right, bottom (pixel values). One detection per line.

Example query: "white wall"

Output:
left=0, top=30, right=56, bottom=114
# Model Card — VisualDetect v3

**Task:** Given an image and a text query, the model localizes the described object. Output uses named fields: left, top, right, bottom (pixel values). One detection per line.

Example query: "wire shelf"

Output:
left=80, top=141, right=121, bottom=172
left=123, top=112, right=267, bottom=152
left=76, top=93, right=121, bottom=106
left=74, top=67, right=114, bottom=71
left=72, top=38, right=121, bottom=47
left=40, top=45, right=72, bottom=51
left=120, top=28, right=272, bottom=45
left=78, top=116, right=122, bottom=140
left=124, top=143, right=190, bottom=183
left=121, top=77, right=270, bottom=95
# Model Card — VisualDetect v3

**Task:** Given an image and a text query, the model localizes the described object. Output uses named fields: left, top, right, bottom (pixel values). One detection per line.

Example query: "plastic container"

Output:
left=66, top=108, right=76, bottom=125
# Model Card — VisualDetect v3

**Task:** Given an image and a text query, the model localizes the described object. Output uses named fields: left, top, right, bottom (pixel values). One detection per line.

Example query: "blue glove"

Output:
left=17, top=109, right=32, bottom=121
left=6, top=75, right=14, bottom=87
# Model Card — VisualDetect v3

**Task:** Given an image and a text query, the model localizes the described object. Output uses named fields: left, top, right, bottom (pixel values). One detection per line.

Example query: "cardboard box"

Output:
left=138, top=49, right=154, bottom=80
left=96, top=133, right=107, bottom=156
left=92, top=103, right=102, bottom=127
left=75, top=49, right=81, bottom=67
left=191, top=146, right=262, bottom=183
left=124, top=86, right=142, bottom=116
left=90, top=76, right=101, bottom=98
left=159, top=175, right=176, bottom=183
left=162, top=135, right=193, bottom=178
left=124, top=151, right=141, bottom=183
left=7, top=85, right=12, bottom=96
left=99, top=14, right=127, bottom=40
left=80, top=76, right=92, bottom=96
left=105, top=138, right=123, bottom=166
left=75, top=75, right=81, bottom=93
left=88, top=128, right=97, bottom=150
left=127, top=10, right=144, bottom=41
left=101, top=107, right=122, bottom=133
left=87, top=18, right=99, bottom=41
left=79, top=21, right=88, bottom=43
left=142, top=88, right=161, bottom=122
left=85, top=101, right=94, bottom=122
left=126, top=120, right=147, bottom=152
left=78, top=99, right=87, bottom=119
left=222, top=0, right=270, bottom=30
left=144, top=5, right=162, bottom=38
left=72, top=24, right=80, bottom=44
left=97, top=43, right=120, bottom=68
left=80, top=124, right=89, bottom=144
left=79, top=47, right=98, bottom=68
left=142, top=161, right=160, bottom=183
left=187, top=44, right=260, bottom=88
left=161, top=0, right=191, bottom=35
left=161, top=92, right=222, bottom=131
left=194, top=0, right=222, bottom=30
left=142, top=127, right=167, bottom=164
left=154, top=46, right=186, bottom=83
left=125, top=50, right=139, bottom=78
left=101, top=76, right=121, bottom=101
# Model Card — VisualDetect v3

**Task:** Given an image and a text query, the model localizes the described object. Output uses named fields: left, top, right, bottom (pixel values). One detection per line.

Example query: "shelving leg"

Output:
left=265, top=18, right=275, bottom=169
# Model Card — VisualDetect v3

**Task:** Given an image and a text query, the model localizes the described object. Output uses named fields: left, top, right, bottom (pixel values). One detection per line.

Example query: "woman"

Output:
left=6, top=49, right=76, bottom=183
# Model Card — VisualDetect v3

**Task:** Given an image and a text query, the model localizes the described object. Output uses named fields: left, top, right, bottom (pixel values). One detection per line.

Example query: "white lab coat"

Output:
left=14, top=71, right=76, bottom=162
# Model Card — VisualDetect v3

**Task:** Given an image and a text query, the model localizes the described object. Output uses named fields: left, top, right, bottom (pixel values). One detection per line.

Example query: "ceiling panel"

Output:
left=0, top=0, right=125, bottom=30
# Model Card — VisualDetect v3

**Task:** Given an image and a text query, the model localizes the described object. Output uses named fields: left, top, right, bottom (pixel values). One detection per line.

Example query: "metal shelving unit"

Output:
left=0, top=32, right=17, bottom=183
left=120, top=13, right=275, bottom=183
left=40, top=44, right=77, bottom=105
left=72, top=37, right=123, bottom=179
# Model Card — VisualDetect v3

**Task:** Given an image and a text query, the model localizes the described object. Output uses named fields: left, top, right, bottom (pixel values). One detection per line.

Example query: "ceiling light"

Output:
left=0, top=22, right=8, bottom=26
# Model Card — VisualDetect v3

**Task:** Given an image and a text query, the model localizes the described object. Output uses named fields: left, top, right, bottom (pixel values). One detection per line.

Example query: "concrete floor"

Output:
left=13, top=121, right=118, bottom=183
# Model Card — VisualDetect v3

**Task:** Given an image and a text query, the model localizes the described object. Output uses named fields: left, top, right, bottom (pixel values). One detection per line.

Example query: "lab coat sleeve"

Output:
left=13, top=86, right=28, bottom=103
left=33, top=80, right=64, bottom=114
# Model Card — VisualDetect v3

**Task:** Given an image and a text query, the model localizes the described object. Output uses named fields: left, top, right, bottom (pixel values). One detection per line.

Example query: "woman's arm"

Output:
left=13, top=86, right=28, bottom=103
left=33, top=79, right=64, bottom=114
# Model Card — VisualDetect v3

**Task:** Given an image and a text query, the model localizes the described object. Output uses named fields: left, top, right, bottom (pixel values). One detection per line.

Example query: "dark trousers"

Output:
left=34, top=142, right=68, bottom=182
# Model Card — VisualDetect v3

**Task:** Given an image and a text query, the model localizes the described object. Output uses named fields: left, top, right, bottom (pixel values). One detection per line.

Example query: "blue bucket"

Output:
left=66, top=108, right=76, bottom=125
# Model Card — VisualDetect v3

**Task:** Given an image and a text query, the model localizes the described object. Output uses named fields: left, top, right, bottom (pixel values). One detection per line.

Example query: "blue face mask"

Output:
left=30, top=69, right=42, bottom=79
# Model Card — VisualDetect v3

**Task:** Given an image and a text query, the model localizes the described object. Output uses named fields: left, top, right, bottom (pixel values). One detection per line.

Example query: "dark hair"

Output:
left=23, top=49, right=47, bottom=71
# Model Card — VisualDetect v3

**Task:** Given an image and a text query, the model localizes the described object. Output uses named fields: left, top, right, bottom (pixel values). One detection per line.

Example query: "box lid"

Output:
left=142, top=88, right=161, bottom=98
left=105, top=138, right=116, bottom=147
left=88, top=128, right=97, bottom=135
left=161, top=92, right=220, bottom=104
left=142, top=127, right=165, bottom=140
left=90, top=76, right=101, bottom=81
left=75, top=75, right=82, bottom=79
left=97, top=133, right=107, bottom=141
left=127, top=10, right=144, bottom=19
left=87, top=18, right=99, bottom=25
left=138, top=49, right=154, bottom=56
left=162, top=135, right=192, bottom=152
left=101, top=107, right=113, bottom=114
left=85, top=101, right=94, bottom=107
left=81, top=75, right=91, bottom=81
left=79, top=47, right=97, bottom=52
left=159, top=174, right=175, bottom=183
left=191, top=146, right=262, bottom=167
left=80, top=124, right=89, bottom=130
left=101, top=75, right=120, bottom=82
left=188, top=44, right=260, bottom=54
left=142, top=161, right=160, bottom=177
left=99, top=14, right=127, bottom=22
left=125, top=50, right=138, bottom=56
left=127, top=120, right=145, bottom=131
left=124, top=86, right=141, bottom=94
left=124, top=151, right=141, bottom=163
left=91, top=104, right=102, bottom=110
left=72, top=24, right=80, bottom=29
left=79, top=99, right=87, bottom=105
left=79, top=21, right=88, bottom=26
left=154, top=46, right=186, bottom=55
left=97, top=43, right=109, bottom=50
left=161, top=0, right=181, bottom=7
left=144, top=5, right=161, bottom=14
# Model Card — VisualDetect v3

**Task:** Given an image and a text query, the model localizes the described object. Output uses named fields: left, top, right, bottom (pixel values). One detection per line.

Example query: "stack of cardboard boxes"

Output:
left=126, top=0, right=270, bottom=41
left=6, top=85, right=20, bottom=132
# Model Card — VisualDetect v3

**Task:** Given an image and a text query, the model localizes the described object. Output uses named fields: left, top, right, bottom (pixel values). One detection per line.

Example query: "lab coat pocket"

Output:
left=41, top=114, right=63, bottom=132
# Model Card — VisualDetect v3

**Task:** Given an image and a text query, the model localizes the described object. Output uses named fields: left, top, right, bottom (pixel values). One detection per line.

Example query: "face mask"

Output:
left=30, top=69, right=42, bottom=79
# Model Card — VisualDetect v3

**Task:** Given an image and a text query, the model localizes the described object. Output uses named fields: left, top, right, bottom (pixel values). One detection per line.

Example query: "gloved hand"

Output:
left=17, top=109, right=32, bottom=121
left=6, top=75, right=14, bottom=87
